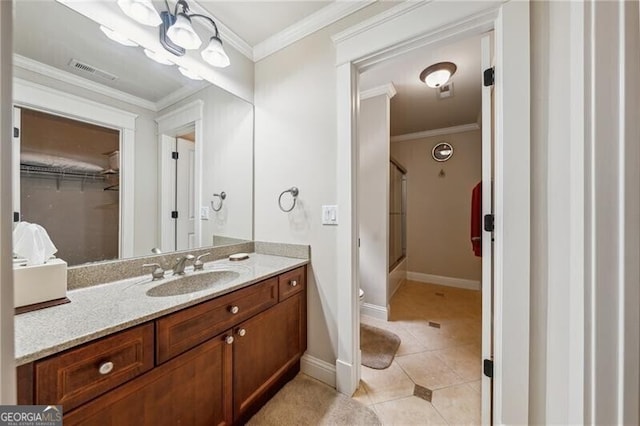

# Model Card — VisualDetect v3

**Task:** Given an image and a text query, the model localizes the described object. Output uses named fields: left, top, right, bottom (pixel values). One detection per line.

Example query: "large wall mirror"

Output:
left=12, top=0, right=254, bottom=266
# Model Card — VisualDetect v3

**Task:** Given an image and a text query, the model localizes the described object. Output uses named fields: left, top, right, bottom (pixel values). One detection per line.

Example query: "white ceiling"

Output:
left=360, top=34, right=483, bottom=136
left=196, top=1, right=332, bottom=46
left=13, top=0, right=377, bottom=107
left=14, top=0, right=208, bottom=104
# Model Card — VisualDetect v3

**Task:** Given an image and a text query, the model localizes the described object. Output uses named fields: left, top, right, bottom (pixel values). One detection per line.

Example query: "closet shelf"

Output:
left=20, top=164, right=108, bottom=181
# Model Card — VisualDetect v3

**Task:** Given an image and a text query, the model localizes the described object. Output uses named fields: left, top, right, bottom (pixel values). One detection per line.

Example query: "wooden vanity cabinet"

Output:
left=64, top=333, right=233, bottom=426
left=233, top=291, right=306, bottom=422
left=17, top=265, right=307, bottom=426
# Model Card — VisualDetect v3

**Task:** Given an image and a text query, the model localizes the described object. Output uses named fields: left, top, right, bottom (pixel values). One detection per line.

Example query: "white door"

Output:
left=12, top=107, right=21, bottom=225
left=175, top=137, right=195, bottom=250
left=480, top=33, right=494, bottom=425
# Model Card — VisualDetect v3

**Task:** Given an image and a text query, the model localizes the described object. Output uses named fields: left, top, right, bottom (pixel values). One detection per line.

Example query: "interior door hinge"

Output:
left=171, top=211, right=178, bottom=219
left=483, top=359, right=494, bottom=378
left=484, top=214, right=494, bottom=232
left=171, top=151, right=179, bottom=160
left=13, top=212, right=20, bottom=222
left=483, top=67, right=495, bottom=87
left=13, top=127, right=19, bottom=138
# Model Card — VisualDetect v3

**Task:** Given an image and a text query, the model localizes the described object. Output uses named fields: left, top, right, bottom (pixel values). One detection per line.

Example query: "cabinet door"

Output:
left=64, top=334, right=233, bottom=426
left=233, top=293, right=305, bottom=420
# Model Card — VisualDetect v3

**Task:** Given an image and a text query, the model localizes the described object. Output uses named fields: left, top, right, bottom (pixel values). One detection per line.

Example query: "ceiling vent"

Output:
left=436, top=82, right=454, bottom=99
left=68, top=59, right=118, bottom=81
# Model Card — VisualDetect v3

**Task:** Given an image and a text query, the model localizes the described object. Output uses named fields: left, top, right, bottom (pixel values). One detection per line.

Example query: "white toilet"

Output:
left=359, top=288, right=365, bottom=310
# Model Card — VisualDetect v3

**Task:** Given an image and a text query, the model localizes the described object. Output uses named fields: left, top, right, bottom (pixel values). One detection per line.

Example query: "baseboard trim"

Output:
left=407, top=272, right=481, bottom=291
left=300, top=354, right=336, bottom=388
left=361, top=302, right=388, bottom=320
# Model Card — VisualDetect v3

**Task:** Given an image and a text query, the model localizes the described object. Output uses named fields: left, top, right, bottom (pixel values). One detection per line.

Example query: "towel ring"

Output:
left=278, top=187, right=299, bottom=212
left=211, top=192, right=226, bottom=212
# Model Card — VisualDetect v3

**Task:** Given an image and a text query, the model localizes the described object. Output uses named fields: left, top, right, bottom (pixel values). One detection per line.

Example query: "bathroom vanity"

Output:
left=15, top=252, right=307, bottom=425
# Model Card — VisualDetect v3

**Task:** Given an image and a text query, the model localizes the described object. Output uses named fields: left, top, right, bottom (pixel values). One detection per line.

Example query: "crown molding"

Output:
left=187, top=0, right=254, bottom=60
left=360, top=83, right=397, bottom=100
left=331, top=0, right=426, bottom=44
left=155, top=84, right=208, bottom=111
left=13, top=54, right=157, bottom=111
left=253, top=0, right=376, bottom=62
left=390, top=122, right=480, bottom=142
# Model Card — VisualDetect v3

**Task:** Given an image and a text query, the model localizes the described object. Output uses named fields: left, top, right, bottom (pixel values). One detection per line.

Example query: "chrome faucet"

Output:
left=142, top=263, right=165, bottom=281
left=171, top=254, right=195, bottom=275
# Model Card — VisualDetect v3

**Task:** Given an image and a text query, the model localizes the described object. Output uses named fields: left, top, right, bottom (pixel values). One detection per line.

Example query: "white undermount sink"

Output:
left=145, top=270, right=240, bottom=297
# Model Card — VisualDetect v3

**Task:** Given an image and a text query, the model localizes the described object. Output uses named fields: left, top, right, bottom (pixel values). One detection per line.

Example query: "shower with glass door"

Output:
left=389, top=159, right=407, bottom=271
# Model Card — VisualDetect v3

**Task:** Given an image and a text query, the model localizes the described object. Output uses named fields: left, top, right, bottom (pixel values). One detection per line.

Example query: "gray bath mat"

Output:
left=361, top=323, right=401, bottom=369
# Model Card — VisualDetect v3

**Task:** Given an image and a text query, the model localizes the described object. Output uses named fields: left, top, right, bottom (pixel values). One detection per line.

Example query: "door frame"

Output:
left=333, top=1, right=530, bottom=423
left=12, top=78, right=137, bottom=258
left=156, top=100, right=204, bottom=252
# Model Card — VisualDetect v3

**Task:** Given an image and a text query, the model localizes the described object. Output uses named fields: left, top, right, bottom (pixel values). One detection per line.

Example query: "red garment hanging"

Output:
left=471, top=182, right=482, bottom=257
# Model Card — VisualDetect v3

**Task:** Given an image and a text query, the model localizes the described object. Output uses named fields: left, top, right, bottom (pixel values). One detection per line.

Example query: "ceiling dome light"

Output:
left=178, top=67, right=203, bottom=80
left=167, top=13, right=202, bottom=50
left=419, top=62, right=457, bottom=88
left=201, top=36, right=230, bottom=68
left=117, top=0, right=162, bottom=27
left=143, top=49, right=174, bottom=65
left=99, top=26, right=138, bottom=47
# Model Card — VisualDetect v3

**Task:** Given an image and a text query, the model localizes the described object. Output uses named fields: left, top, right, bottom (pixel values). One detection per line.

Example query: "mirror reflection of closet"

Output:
left=15, top=107, right=120, bottom=266
left=389, top=159, right=407, bottom=271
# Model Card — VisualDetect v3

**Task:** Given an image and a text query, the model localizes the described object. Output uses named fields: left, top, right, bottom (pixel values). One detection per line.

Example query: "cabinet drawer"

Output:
left=156, top=278, right=278, bottom=364
left=34, top=323, right=154, bottom=412
left=278, top=267, right=305, bottom=301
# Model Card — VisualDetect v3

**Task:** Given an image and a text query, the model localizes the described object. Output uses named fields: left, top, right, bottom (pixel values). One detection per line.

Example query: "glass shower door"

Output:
left=389, top=160, right=406, bottom=270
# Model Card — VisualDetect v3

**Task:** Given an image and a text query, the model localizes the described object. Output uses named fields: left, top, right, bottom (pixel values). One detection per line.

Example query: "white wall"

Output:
left=12, top=67, right=159, bottom=258
left=255, top=1, right=639, bottom=423
left=358, top=94, right=390, bottom=309
left=254, top=1, right=399, bottom=366
left=0, top=0, right=15, bottom=404
left=159, top=85, right=254, bottom=244
left=392, top=130, right=482, bottom=283
left=530, top=1, right=640, bottom=424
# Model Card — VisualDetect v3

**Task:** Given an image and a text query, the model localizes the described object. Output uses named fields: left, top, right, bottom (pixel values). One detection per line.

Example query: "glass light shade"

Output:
left=167, top=14, right=202, bottom=50
left=99, top=26, right=138, bottom=47
left=178, top=67, right=203, bottom=80
left=117, top=0, right=161, bottom=27
left=201, top=37, right=230, bottom=68
left=144, top=49, right=173, bottom=65
left=424, top=69, right=452, bottom=88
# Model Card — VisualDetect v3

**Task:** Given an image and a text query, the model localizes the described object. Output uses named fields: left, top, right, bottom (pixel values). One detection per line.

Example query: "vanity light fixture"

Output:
left=117, top=0, right=230, bottom=68
left=178, top=66, right=203, bottom=80
left=99, top=26, right=138, bottom=47
left=419, top=62, right=457, bottom=88
left=166, top=13, right=202, bottom=50
left=117, top=0, right=162, bottom=27
left=143, top=49, right=174, bottom=65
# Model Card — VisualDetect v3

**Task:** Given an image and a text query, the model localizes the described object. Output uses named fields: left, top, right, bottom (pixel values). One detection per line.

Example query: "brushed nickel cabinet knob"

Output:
left=98, top=362, right=114, bottom=375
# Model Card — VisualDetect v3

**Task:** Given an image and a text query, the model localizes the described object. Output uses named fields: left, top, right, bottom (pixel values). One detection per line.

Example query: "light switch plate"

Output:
left=200, top=206, right=210, bottom=220
left=322, top=205, right=338, bottom=225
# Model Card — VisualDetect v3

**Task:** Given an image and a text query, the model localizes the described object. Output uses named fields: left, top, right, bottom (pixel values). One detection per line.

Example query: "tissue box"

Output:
left=14, top=258, right=67, bottom=308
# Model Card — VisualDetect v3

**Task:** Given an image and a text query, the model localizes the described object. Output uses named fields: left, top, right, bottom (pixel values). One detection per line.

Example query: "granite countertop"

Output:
left=14, top=253, right=308, bottom=366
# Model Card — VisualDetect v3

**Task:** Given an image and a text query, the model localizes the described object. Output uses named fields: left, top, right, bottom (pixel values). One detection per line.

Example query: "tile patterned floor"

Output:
left=353, top=280, right=482, bottom=425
